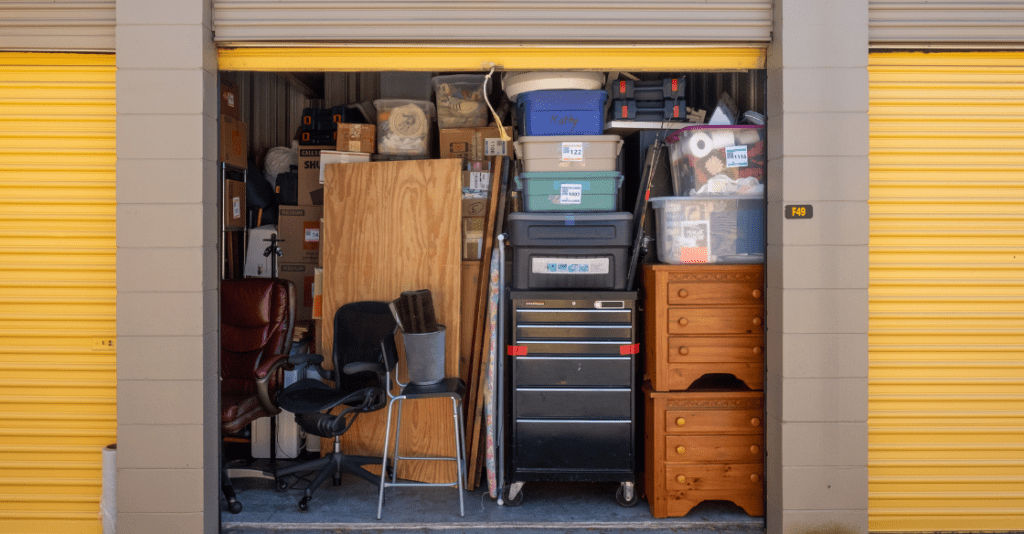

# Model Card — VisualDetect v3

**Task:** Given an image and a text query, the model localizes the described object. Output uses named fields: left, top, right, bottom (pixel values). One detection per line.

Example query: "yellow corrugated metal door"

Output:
left=869, top=51, right=1024, bottom=531
left=0, top=52, right=116, bottom=534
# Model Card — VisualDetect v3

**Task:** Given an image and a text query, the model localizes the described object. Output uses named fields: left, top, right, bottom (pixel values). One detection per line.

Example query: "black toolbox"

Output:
left=507, top=212, right=632, bottom=291
left=507, top=290, right=639, bottom=500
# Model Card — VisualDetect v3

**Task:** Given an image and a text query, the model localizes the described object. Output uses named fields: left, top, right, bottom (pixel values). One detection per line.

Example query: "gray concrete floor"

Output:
left=220, top=460, right=765, bottom=534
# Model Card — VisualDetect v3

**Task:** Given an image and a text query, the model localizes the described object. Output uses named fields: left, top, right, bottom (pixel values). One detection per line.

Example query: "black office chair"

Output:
left=273, top=301, right=398, bottom=511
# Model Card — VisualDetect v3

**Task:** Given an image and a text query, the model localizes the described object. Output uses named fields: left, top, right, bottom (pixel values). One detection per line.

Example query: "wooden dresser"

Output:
left=641, top=263, right=765, bottom=518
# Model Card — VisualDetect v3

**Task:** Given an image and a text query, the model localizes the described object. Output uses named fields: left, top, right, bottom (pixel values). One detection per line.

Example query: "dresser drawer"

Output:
left=666, top=307, right=764, bottom=335
left=666, top=280, right=763, bottom=307
left=663, top=406, right=762, bottom=435
left=664, top=434, right=763, bottom=463
left=665, top=463, right=763, bottom=492
left=516, top=387, right=632, bottom=419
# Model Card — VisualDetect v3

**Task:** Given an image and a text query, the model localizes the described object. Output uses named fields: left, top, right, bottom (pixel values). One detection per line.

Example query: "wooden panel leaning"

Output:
left=322, top=159, right=461, bottom=484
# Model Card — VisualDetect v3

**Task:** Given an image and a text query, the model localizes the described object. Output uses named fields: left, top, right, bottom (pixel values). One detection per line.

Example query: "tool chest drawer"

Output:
left=515, top=355, right=631, bottom=387
left=515, top=387, right=632, bottom=419
left=515, top=420, right=632, bottom=472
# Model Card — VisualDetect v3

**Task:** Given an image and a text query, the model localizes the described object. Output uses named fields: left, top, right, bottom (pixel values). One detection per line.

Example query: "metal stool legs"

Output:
left=377, top=393, right=466, bottom=519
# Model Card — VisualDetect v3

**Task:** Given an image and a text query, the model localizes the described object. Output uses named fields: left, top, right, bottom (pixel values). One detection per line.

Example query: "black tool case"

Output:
left=505, top=290, right=639, bottom=506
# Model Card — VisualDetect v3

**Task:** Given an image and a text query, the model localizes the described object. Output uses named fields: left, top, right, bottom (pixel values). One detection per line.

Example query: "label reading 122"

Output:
left=561, top=142, right=584, bottom=161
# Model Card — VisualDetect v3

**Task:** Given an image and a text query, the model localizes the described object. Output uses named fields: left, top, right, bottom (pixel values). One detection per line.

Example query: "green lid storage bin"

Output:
left=514, top=171, right=624, bottom=212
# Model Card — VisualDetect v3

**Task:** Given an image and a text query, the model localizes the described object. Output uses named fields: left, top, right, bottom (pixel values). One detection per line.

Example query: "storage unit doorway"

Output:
left=215, top=45, right=770, bottom=529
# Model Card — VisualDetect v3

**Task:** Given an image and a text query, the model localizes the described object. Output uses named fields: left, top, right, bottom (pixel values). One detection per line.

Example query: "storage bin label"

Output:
left=232, top=197, right=241, bottom=218
left=725, top=145, right=748, bottom=168
left=531, top=257, right=610, bottom=275
left=559, top=183, right=583, bottom=205
left=560, top=142, right=584, bottom=161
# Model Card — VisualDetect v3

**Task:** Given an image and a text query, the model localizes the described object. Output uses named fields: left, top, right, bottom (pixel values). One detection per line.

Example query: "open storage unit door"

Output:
left=0, top=52, right=117, bottom=534
left=217, top=42, right=768, bottom=522
left=868, top=51, right=1024, bottom=532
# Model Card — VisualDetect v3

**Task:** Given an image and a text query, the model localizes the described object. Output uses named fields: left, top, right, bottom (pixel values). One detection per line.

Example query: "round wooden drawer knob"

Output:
left=678, top=347, right=689, bottom=356
left=750, top=474, right=760, bottom=483
left=751, top=417, right=761, bottom=427
left=678, top=317, right=689, bottom=326
left=676, top=475, right=686, bottom=483
left=675, top=417, right=686, bottom=427
left=677, top=289, right=688, bottom=298
left=750, top=445, right=760, bottom=454
left=753, top=346, right=762, bottom=355
left=752, top=289, right=762, bottom=299
left=752, top=317, right=762, bottom=326
left=676, top=445, right=686, bottom=455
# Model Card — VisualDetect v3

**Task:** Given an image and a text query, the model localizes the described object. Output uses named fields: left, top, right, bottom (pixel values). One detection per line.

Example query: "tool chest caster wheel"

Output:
left=616, top=483, right=638, bottom=507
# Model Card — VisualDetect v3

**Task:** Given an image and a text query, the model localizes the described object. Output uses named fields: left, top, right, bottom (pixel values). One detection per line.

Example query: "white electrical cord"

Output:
left=484, top=65, right=512, bottom=142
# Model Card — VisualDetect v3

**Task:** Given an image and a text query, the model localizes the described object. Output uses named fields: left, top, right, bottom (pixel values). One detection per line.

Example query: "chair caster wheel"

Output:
left=228, top=500, right=243, bottom=514
left=298, top=496, right=310, bottom=511
left=275, top=478, right=288, bottom=492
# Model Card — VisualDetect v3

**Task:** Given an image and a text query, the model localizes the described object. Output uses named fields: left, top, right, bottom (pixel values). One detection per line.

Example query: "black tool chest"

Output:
left=506, top=290, right=639, bottom=504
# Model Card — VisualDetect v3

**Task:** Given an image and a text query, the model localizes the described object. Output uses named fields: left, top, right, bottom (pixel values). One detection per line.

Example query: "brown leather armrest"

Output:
left=254, top=353, right=292, bottom=415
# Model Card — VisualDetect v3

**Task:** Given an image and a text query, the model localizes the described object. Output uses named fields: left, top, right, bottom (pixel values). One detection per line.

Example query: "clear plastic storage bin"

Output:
left=665, top=125, right=765, bottom=196
left=374, top=99, right=435, bottom=156
left=432, top=74, right=490, bottom=129
left=650, top=195, right=764, bottom=264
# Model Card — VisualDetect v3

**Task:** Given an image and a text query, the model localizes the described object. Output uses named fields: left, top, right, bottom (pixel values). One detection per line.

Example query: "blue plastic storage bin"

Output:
left=517, top=90, right=608, bottom=136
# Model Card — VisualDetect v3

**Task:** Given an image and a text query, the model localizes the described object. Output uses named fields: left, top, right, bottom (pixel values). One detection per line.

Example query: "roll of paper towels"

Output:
left=100, top=443, right=116, bottom=534
left=688, top=132, right=714, bottom=158
left=710, top=130, right=736, bottom=149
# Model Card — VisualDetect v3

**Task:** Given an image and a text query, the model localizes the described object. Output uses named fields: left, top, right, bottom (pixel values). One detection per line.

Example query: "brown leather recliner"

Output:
left=220, top=277, right=296, bottom=514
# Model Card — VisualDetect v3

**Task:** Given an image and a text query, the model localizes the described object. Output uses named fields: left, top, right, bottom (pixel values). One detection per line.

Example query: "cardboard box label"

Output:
left=232, top=197, right=241, bottom=218
left=485, top=138, right=508, bottom=156
left=463, top=171, right=491, bottom=191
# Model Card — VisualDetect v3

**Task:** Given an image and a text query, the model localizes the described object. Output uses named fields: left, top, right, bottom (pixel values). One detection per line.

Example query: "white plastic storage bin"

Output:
left=432, top=74, right=490, bottom=129
left=650, top=195, right=765, bottom=264
left=502, top=71, right=606, bottom=102
left=374, top=99, right=435, bottom=156
left=514, top=135, right=622, bottom=172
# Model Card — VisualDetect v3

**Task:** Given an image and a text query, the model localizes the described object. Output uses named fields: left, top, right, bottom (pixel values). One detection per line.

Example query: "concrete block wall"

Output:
left=115, top=0, right=221, bottom=531
left=765, top=0, right=870, bottom=533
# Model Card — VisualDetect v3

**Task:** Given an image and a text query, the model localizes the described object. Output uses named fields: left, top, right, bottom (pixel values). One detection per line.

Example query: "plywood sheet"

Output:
left=322, top=158, right=461, bottom=484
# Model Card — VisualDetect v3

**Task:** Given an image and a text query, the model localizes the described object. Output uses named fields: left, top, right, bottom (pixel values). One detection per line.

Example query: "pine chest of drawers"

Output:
left=642, top=264, right=764, bottom=391
left=644, top=390, right=765, bottom=518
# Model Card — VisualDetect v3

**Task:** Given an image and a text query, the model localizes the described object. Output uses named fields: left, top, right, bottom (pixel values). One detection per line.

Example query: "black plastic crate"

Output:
left=508, top=212, right=632, bottom=290
left=612, top=99, right=686, bottom=121
left=610, top=76, right=685, bottom=101
left=298, top=130, right=336, bottom=146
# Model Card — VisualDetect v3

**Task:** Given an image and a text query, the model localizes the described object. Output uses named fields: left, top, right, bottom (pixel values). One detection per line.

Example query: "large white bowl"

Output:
left=501, top=71, right=606, bottom=102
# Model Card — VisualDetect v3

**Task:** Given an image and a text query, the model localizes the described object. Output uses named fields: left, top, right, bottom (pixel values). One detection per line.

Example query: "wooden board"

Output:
left=460, top=261, right=481, bottom=384
left=322, top=158, right=461, bottom=484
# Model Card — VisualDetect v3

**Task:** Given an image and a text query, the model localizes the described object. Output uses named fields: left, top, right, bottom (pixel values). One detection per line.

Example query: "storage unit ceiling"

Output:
left=0, top=1, right=115, bottom=52
left=211, top=0, right=773, bottom=44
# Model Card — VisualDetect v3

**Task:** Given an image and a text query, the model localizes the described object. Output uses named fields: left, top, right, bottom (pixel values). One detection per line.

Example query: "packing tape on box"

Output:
left=710, top=130, right=736, bottom=149
left=688, top=132, right=714, bottom=158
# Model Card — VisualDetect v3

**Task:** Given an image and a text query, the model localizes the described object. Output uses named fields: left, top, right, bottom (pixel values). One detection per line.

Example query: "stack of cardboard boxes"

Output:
left=439, top=126, right=512, bottom=260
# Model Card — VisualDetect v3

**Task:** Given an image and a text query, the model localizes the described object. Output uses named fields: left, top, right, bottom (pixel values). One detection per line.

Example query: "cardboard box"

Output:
left=278, top=205, right=323, bottom=264
left=223, top=178, right=246, bottom=228
left=220, top=80, right=240, bottom=119
left=439, top=126, right=513, bottom=161
left=462, top=217, right=485, bottom=260
left=219, top=115, right=248, bottom=169
left=461, top=170, right=492, bottom=191
left=279, top=263, right=316, bottom=321
left=336, top=123, right=376, bottom=154
left=297, top=145, right=334, bottom=201
left=462, top=196, right=488, bottom=218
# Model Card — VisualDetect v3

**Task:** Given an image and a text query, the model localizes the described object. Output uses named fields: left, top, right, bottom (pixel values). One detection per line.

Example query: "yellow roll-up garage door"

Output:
left=0, top=52, right=116, bottom=534
left=869, top=51, right=1024, bottom=532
